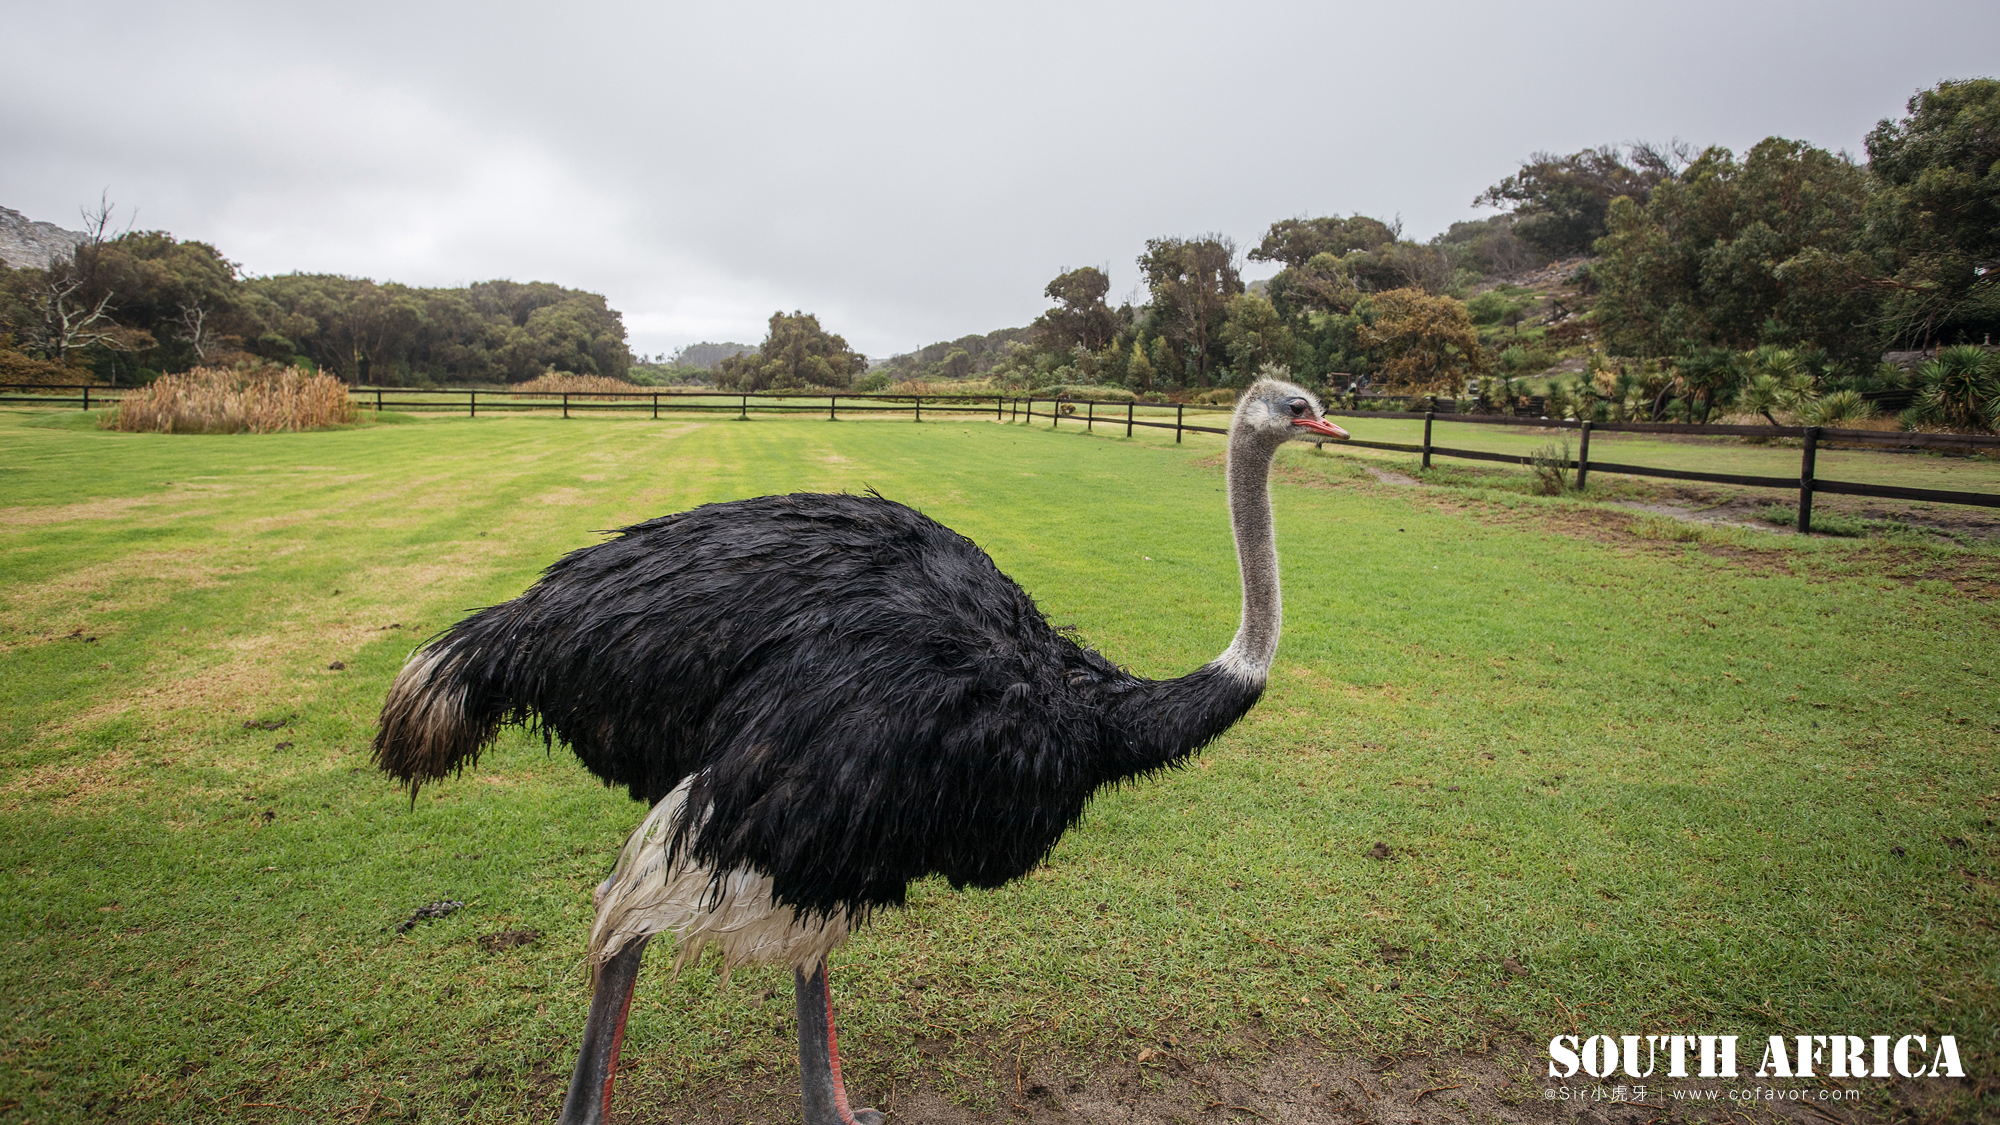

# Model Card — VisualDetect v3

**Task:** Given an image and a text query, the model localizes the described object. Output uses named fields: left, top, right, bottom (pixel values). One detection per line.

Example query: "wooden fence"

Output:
left=8, top=383, right=1996, bottom=535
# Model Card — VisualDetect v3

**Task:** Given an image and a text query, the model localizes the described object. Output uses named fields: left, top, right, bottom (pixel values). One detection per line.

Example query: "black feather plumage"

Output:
left=374, top=491, right=1261, bottom=919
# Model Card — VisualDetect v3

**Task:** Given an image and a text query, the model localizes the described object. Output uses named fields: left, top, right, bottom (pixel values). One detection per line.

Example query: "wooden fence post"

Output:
left=375, top=387, right=382, bottom=415
left=652, top=393, right=659, bottom=420
left=739, top=395, right=747, bottom=420
left=1175, top=403, right=1183, bottom=443
left=1799, top=426, right=1820, bottom=535
left=470, top=390, right=477, bottom=418
left=1086, top=401, right=1094, bottom=432
left=914, top=396, right=922, bottom=423
left=995, top=395, right=1002, bottom=421
left=1052, top=399, right=1059, bottom=428
left=81, top=385, right=89, bottom=411
left=1422, top=410, right=1434, bottom=469
left=563, top=392, right=569, bottom=419
left=1126, top=401, right=1133, bottom=438
left=829, top=395, right=837, bottom=421
left=1576, top=420, right=1591, bottom=490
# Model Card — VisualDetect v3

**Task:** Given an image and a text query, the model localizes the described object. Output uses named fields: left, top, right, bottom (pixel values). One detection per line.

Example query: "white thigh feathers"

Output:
left=587, top=776, right=854, bottom=974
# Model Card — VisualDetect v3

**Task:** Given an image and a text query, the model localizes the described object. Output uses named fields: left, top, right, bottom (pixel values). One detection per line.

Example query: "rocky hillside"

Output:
left=0, top=207, right=86, bottom=269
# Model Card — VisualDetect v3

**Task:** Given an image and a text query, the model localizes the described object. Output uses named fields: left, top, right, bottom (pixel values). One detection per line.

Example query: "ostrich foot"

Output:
left=557, top=935, right=652, bottom=1125
left=797, top=958, right=883, bottom=1125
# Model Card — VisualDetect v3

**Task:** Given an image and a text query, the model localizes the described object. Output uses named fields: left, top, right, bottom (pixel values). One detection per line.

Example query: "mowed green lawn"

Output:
left=0, top=409, right=1994, bottom=1122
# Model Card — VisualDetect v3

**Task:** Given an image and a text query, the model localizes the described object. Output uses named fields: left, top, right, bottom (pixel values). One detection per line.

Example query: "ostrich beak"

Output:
left=1294, top=416, right=1350, bottom=440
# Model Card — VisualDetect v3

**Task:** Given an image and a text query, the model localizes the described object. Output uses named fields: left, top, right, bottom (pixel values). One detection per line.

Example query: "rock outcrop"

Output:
left=0, top=206, right=87, bottom=269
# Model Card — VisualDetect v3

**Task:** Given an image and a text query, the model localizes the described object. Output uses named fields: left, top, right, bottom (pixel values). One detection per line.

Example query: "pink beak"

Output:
left=1294, top=416, right=1350, bottom=440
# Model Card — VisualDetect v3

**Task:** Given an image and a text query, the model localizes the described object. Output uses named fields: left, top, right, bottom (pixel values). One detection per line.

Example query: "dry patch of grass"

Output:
left=0, top=749, right=138, bottom=811
left=0, top=549, right=248, bottom=641
left=0, top=495, right=159, bottom=528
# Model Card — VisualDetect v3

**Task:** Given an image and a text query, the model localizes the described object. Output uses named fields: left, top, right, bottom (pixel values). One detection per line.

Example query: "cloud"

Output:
left=4, top=0, right=1997, bottom=359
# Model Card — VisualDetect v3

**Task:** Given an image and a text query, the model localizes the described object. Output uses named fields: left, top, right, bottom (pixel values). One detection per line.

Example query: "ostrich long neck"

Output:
left=1098, top=412, right=1280, bottom=780
left=1217, top=420, right=1280, bottom=684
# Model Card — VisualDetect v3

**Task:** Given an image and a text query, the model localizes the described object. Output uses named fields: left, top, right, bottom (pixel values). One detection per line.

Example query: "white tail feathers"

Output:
left=588, top=777, right=855, bottom=975
left=373, top=643, right=493, bottom=792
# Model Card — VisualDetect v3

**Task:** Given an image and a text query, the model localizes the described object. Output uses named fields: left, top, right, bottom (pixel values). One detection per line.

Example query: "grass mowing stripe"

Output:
left=0, top=409, right=1992, bottom=1121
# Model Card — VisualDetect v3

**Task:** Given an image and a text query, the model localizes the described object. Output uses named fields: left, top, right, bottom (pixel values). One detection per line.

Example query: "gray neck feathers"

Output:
left=1215, top=417, right=1282, bottom=685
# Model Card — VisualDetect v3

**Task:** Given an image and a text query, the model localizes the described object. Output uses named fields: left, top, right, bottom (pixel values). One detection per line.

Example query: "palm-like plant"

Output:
left=1798, top=388, right=1875, bottom=427
left=1734, top=346, right=1817, bottom=425
left=1905, top=345, right=2000, bottom=432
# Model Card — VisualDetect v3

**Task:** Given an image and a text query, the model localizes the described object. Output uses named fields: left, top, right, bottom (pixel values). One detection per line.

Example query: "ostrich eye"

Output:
left=1286, top=399, right=1308, bottom=417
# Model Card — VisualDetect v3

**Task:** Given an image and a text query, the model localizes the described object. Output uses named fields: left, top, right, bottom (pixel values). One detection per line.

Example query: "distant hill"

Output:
left=0, top=206, right=86, bottom=269
left=873, top=325, right=1032, bottom=381
left=672, top=341, right=756, bottom=370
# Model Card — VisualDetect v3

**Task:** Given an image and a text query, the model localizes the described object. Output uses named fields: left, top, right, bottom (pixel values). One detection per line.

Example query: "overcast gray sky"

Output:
left=4, top=0, right=1995, bottom=360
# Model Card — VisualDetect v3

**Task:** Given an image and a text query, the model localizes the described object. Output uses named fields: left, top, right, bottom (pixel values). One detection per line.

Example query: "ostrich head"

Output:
left=1233, top=378, right=1350, bottom=445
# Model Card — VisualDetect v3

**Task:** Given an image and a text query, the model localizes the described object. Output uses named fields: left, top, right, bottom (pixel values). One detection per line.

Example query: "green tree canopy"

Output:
left=717, top=310, right=866, bottom=391
left=1594, top=138, right=1880, bottom=369
left=1218, top=294, right=1295, bottom=383
left=1864, top=77, right=2000, bottom=346
left=1247, top=215, right=1397, bottom=270
left=1031, top=267, right=1117, bottom=354
left=1475, top=143, right=1681, bottom=257
left=1138, top=236, right=1242, bottom=388
left=242, top=274, right=632, bottom=384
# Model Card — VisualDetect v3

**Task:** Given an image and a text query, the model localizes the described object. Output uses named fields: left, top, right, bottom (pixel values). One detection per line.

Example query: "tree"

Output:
left=1138, top=236, right=1243, bottom=388
left=1594, top=139, right=1880, bottom=369
left=1218, top=294, right=1295, bottom=383
left=1125, top=335, right=1155, bottom=390
left=1864, top=78, right=2000, bottom=347
left=1247, top=215, right=1396, bottom=270
left=91, top=230, right=248, bottom=373
left=1031, top=267, right=1117, bottom=354
left=1267, top=252, right=1361, bottom=318
left=1474, top=143, right=1686, bottom=257
left=1356, top=288, right=1483, bottom=391
left=243, top=274, right=634, bottom=384
left=14, top=198, right=124, bottom=368
left=1434, top=214, right=1542, bottom=276
left=717, top=311, right=866, bottom=391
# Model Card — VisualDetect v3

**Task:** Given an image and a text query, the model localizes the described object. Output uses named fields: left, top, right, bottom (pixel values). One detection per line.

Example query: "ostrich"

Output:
left=373, top=378, right=1349, bottom=1125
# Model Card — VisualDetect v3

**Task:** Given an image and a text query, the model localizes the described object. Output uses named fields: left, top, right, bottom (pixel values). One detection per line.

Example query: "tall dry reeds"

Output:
left=883, top=379, right=1004, bottom=396
left=107, top=366, right=358, bottom=433
left=509, top=372, right=643, bottom=400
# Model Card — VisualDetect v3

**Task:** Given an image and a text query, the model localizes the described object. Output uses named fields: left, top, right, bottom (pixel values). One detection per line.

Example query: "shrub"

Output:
left=510, top=372, right=641, bottom=399
left=0, top=340, right=81, bottom=386
left=1529, top=437, right=1575, bottom=495
left=1465, top=290, right=1511, bottom=326
left=1033, top=384, right=1138, bottom=402
left=1495, top=344, right=1558, bottom=374
left=1903, top=345, right=2000, bottom=431
left=108, top=366, right=357, bottom=433
left=881, top=379, right=1002, bottom=396
left=1798, top=388, right=1875, bottom=426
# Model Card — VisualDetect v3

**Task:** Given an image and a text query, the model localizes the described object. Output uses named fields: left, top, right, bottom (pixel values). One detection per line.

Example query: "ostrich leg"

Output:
left=796, top=959, right=885, bottom=1125
left=557, top=935, right=652, bottom=1125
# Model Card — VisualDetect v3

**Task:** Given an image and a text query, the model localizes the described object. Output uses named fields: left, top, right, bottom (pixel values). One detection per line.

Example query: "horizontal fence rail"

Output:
left=5, top=383, right=1994, bottom=533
